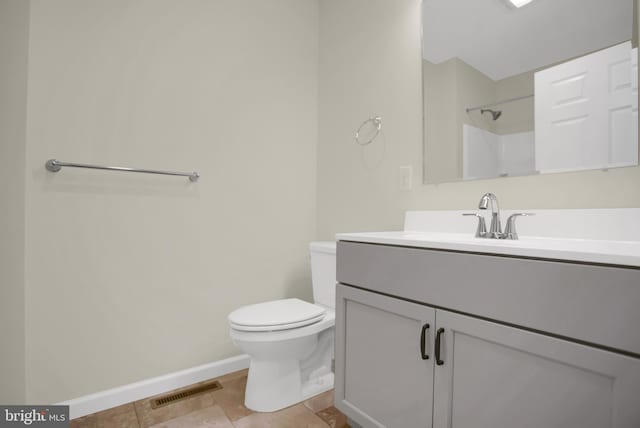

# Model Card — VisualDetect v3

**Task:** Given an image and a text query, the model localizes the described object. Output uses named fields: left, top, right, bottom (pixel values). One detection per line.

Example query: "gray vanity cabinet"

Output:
left=432, top=309, right=640, bottom=428
left=336, top=284, right=640, bottom=428
left=334, top=242, right=640, bottom=428
left=335, top=284, right=436, bottom=428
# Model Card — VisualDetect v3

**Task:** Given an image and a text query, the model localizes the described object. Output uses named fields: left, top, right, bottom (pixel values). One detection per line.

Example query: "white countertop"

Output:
left=336, top=231, right=640, bottom=267
left=336, top=209, right=640, bottom=267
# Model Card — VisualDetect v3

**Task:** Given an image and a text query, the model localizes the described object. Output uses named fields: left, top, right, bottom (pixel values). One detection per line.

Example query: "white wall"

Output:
left=24, top=0, right=318, bottom=403
left=317, top=0, right=640, bottom=239
left=463, top=125, right=535, bottom=179
left=0, top=0, right=29, bottom=404
left=463, top=124, right=501, bottom=180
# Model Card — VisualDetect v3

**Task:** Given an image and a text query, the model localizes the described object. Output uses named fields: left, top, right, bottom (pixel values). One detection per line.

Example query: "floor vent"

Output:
left=150, top=380, right=223, bottom=409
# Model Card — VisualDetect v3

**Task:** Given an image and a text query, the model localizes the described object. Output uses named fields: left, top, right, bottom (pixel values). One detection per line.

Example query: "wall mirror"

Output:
left=422, top=0, right=639, bottom=184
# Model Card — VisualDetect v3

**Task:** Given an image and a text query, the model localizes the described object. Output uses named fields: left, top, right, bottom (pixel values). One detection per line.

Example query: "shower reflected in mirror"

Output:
left=422, top=0, right=639, bottom=184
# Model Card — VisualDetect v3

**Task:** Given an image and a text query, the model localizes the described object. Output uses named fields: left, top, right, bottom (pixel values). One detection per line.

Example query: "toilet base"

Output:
left=243, top=328, right=335, bottom=412
left=245, top=360, right=334, bottom=412
left=245, top=358, right=302, bottom=412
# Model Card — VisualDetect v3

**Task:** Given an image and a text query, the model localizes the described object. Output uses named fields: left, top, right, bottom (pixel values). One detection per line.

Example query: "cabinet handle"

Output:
left=420, top=323, right=430, bottom=360
left=435, top=328, right=445, bottom=366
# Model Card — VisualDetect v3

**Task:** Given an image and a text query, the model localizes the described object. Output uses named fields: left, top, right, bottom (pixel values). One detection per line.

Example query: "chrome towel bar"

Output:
left=45, top=159, right=199, bottom=182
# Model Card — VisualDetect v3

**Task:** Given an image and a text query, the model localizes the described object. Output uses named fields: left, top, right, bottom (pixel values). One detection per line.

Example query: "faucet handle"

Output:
left=503, top=213, right=535, bottom=240
left=462, top=213, right=487, bottom=238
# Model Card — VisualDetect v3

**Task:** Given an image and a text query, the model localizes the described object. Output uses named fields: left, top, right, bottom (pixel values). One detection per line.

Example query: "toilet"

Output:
left=228, top=241, right=337, bottom=412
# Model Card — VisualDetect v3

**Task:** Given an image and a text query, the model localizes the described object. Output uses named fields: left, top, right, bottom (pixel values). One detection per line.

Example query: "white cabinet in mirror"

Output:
left=422, top=0, right=639, bottom=184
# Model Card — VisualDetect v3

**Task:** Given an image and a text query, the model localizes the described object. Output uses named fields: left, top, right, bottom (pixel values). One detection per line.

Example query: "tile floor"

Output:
left=70, top=369, right=349, bottom=428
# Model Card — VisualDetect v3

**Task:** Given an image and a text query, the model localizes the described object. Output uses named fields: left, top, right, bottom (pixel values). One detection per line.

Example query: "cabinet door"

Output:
left=433, top=310, right=640, bottom=428
left=335, top=284, right=435, bottom=428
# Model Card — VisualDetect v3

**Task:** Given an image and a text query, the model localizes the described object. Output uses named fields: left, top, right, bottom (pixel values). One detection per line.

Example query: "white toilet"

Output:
left=228, top=241, right=337, bottom=412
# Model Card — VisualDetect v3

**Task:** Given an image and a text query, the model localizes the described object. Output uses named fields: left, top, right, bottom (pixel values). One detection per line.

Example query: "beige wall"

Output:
left=4, top=0, right=640, bottom=405
left=318, top=0, right=424, bottom=237
left=317, top=0, right=640, bottom=240
left=423, top=59, right=458, bottom=182
left=634, top=0, right=638, bottom=48
left=0, top=0, right=29, bottom=404
left=494, top=71, right=534, bottom=136
left=24, top=0, right=318, bottom=403
left=456, top=59, right=497, bottom=135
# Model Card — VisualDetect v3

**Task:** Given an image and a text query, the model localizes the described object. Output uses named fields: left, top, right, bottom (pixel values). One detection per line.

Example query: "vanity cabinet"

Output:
left=335, top=285, right=435, bottom=427
left=431, top=308, right=640, bottom=428
left=335, top=242, right=640, bottom=428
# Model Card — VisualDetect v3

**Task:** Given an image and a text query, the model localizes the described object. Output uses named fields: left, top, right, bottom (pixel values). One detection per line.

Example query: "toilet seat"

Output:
left=230, top=308, right=335, bottom=343
left=228, top=298, right=326, bottom=332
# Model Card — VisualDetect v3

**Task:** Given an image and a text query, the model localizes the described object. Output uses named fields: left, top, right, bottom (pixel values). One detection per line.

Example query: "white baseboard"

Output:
left=59, top=354, right=250, bottom=420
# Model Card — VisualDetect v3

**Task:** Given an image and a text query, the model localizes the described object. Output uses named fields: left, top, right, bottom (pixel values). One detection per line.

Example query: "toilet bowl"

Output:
left=228, top=242, right=337, bottom=412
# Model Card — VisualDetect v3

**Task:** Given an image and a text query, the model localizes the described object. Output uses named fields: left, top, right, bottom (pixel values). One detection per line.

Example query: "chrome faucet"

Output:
left=478, top=193, right=502, bottom=239
left=502, top=213, right=534, bottom=240
left=463, top=193, right=535, bottom=240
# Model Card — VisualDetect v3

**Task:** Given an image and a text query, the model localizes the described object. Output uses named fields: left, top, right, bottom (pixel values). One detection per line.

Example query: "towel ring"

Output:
left=355, top=116, right=382, bottom=145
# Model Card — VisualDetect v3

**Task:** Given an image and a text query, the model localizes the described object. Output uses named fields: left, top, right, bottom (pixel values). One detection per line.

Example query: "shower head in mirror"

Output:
left=480, top=108, right=502, bottom=121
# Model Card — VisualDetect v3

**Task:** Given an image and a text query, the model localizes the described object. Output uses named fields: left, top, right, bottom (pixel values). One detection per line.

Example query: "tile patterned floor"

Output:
left=70, top=369, right=349, bottom=428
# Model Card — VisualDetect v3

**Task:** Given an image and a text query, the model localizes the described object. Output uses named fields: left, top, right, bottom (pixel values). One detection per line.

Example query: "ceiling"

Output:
left=422, top=0, right=634, bottom=81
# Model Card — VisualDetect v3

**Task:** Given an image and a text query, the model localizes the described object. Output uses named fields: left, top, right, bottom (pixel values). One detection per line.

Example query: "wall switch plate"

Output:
left=399, top=165, right=412, bottom=190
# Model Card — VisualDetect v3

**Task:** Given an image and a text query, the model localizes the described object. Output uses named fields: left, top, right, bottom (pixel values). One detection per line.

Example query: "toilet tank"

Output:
left=309, top=241, right=337, bottom=309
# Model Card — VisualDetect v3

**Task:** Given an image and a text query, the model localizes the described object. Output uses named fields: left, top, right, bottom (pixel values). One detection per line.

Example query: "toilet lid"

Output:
left=228, top=298, right=326, bottom=332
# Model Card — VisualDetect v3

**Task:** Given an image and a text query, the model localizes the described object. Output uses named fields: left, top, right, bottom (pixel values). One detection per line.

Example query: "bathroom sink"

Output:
left=336, top=209, right=640, bottom=267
